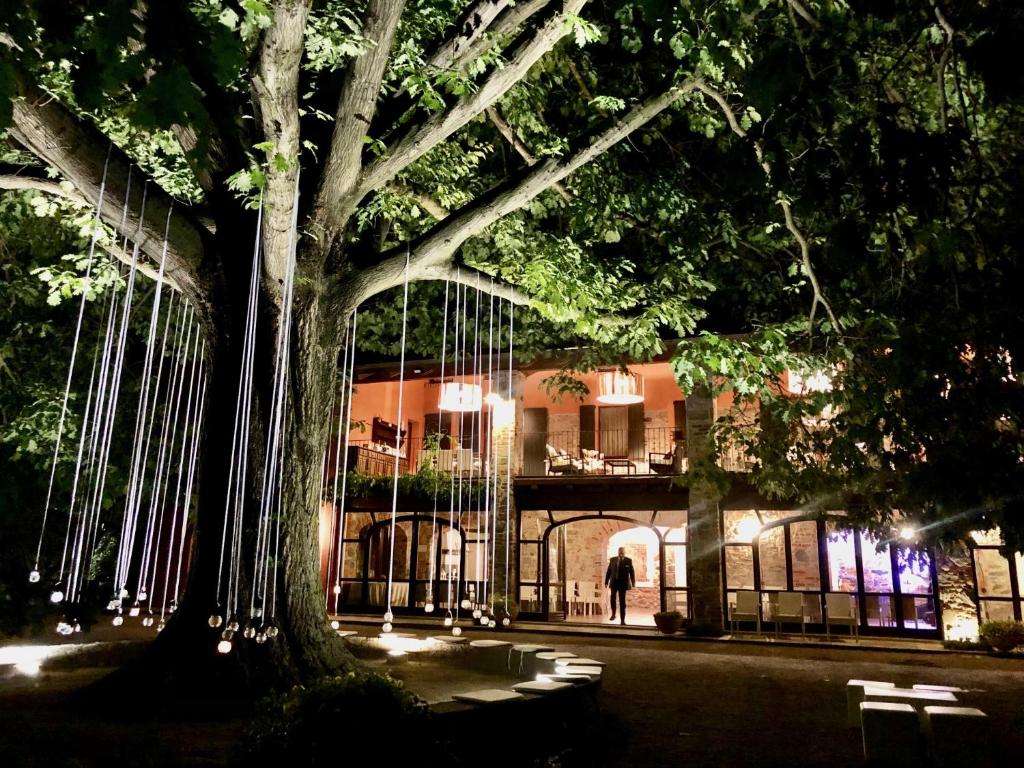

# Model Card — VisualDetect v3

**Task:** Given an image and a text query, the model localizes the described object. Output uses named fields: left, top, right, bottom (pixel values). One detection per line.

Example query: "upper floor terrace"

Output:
left=337, top=353, right=766, bottom=481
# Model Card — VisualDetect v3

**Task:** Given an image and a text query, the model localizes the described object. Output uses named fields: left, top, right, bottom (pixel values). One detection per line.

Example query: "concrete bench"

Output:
left=512, top=680, right=573, bottom=695
left=863, top=687, right=957, bottom=726
left=847, top=680, right=896, bottom=727
left=555, top=657, right=606, bottom=668
left=468, top=639, right=513, bottom=673
left=452, top=689, right=524, bottom=705
left=508, top=644, right=556, bottom=677
left=861, top=702, right=921, bottom=763
left=922, top=706, right=987, bottom=768
left=529, top=651, right=577, bottom=676
left=912, top=684, right=964, bottom=694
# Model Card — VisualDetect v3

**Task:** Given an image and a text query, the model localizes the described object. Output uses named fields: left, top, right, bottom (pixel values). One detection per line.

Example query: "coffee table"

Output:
left=603, top=458, right=636, bottom=475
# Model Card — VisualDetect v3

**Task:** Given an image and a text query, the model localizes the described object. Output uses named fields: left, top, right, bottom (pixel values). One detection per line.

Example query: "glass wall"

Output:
left=517, top=509, right=688, bottom=622
left=723, top=513, right=938, bottom=635
left=972, top=544, right=1023, bottom=622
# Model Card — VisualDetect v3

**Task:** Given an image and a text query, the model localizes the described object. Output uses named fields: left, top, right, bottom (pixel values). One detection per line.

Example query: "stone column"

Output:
left=489, top=370, right=525, bottom=617
left=685, top=384, right=725, bottom=630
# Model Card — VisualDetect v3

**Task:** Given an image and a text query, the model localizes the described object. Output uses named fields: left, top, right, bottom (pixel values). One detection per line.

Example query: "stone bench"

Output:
left=923, top=706, right=987, bottom=768
left=468, top=639, right=514, bottom=673
left=861, top=702, right=921, bottom=763
left=863, top=687, right=958, bottom=726
left=847, top=680, right=896, bottom=727
left=528, top=651, right=577, bottom=676
left=508, top=644, right=556, bottom=677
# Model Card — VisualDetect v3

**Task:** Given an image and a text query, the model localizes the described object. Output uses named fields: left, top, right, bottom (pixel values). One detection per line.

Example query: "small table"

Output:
left=604, top=458, right=636, bottom=475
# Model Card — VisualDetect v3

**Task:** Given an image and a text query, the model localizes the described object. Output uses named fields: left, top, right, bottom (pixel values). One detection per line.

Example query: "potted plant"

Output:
left=980, top=619, right=1024, bottom=653
left=653, top=610, right=684, bottom=635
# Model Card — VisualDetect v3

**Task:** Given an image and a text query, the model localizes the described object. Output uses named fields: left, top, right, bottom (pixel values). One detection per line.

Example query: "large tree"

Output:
left=2, top=0, right=1021, bottom=689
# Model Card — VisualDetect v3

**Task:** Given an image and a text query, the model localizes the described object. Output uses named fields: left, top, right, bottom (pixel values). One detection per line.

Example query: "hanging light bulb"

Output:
left=460, top=598, right=471, bottom=609
left=251, top=606, right=262, bottom=619
left=169, top=602, right=178, bottom=614
left=382, top=622, right=393, bottom=633
left=142, top=616, right=153, bottom=627
left=49, top=587, right=64, bottom=604
left=119, top=588, right=129, bottom=599
left=243, top=626, right=255, bottom=639
left=438, top=382, right=482, bottom=412
left=227, top=618, right=239, bottom=632
left=452, top=626, right=462, bottom=637
left=72, top=622, right=82, bottom=633
left=138, top=589, right=148, bottom=602
left=107, top=598, right=121, bottom=611
left=217, top=639, right=232, bottom=654
left=443, top=616, right=453, bottom=627
left=502, top=617, right=510, bottom=627
left=255, top=633, right=267, bottom=645
left=384, top=611, right=394, bottom=623
left=112, top=614, right=124, bottom=627
left=28, top=570, right=41, bottom=584
left=424, top=602, right=435, bottom=614
left=156, top=621, right=165, bottom=633
left=332, top=584, right=341, bottom=595
left=55, top=621, right=71, bottom=635
left=129, top=603, right=141, bottom=617
left=489, top=619, right=497, bottom=628
left=330, top=620, right=340, bottom=630
left=266, top=625, right=279, bottom=639
left=221, top=628, right=235, bottom=641
left=208, top=614, right=223, bottom=628
left=472, top=608, right=482, bottom=619
left=596, top=368, right=645, bottom=405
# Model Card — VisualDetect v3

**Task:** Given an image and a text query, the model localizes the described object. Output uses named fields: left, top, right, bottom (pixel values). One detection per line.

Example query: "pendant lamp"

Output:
left=596, top=369, right=644, bottom=405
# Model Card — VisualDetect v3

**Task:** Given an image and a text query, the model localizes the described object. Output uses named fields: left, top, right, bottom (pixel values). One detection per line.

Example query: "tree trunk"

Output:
left=95, top=262, right=358, bottom=699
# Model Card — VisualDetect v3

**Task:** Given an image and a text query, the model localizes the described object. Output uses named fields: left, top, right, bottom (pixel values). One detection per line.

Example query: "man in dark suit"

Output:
left=604, top=546, right=636, bottom=624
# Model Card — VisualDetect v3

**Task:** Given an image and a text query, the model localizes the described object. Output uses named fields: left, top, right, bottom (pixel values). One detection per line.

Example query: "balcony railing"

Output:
left=340, top=427, right=753, bottom=480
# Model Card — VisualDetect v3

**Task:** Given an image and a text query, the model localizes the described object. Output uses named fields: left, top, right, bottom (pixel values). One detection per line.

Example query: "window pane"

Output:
left=759, top=527, right=787, bottom=590
left=664, top=544, right=687, bottom=588
left=896, top=549, right=932, bottom=595
left=859, top=532, right=893, bottom=592
left=520, top=510, right=548, bottom=540
left=1016, top=553, right=1024, bottom=595
left=341, top=541, right=362, bottom=579
left=724, top=510, right=760, bottom=543
left=656, top=510, right=687, bottom=539
left=666, top=590, right=688, bottom=617
left=790, top=521, right=821, bottom=590
left=725, top=545, right=755, bottom=589
left=980, top=599, right=1014, bottom=622
left=826, top=528, right=859, bottom=592
left=520, top=542, right=539, bottom=581
left=975, top=549, right=1013, bottom=596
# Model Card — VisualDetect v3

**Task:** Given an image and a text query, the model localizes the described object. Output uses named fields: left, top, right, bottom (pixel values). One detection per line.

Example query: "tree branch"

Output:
left=440, top=0, right=552, bottom=72
left=486, top=106, right=572, bottom=201
left=694, top=81, right=842, bottom=334
left=346, top=0, right=588, bottom=223
left=426, top=0, right=513, bottom=71
left=355, top=78, right=701, bottom=303
left=8, top=82, right=209, bottom=306
left=251, top=0, right=310, bottom=288
left=785, top=0, right=821, bottom=31
left=310, top=0, right=407, bottom=253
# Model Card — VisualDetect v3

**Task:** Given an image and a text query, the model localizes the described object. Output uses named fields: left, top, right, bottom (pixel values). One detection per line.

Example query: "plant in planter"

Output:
left=490, top=593, right=519, bottom=626
left=653, top=610, right=684, bottom=635
left=979, top=620, right=1024, bottom=653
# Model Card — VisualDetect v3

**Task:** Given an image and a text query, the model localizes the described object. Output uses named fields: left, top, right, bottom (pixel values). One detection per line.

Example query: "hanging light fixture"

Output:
left=596, top=368, right=645, bottom=405
left=438, top=381, right=482, bottom=412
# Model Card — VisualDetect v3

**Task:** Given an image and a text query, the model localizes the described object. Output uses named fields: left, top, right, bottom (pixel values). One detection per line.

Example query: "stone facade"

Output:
left=937, top=546, right=980, bottom=640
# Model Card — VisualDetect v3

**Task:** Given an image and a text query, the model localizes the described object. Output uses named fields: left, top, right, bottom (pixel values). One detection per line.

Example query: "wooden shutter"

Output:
left=579, top=405, right=596, bottom=451
left=627, top=403, right=645, bottom=461
left=523, top=407, right=548, bottom=475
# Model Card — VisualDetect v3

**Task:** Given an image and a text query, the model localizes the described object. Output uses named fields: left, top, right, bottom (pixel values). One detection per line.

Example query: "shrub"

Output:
left=942, top=638, right=988, bottom=652
left=239, top=671, right=439, bottom=766
left=979, top=620, right=1024, bottom=653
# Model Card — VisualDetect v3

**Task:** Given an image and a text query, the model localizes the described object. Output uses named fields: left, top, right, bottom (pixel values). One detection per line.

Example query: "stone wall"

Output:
left=937, top=546, right=980, bottom=641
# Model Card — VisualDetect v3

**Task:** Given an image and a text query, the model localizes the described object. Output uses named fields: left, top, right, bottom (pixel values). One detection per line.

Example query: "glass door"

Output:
left=544, top=526, right=568, bottom=619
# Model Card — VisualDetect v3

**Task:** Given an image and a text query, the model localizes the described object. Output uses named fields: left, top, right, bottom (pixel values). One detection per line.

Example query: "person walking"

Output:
left=604, top=546, right=636, bottom=625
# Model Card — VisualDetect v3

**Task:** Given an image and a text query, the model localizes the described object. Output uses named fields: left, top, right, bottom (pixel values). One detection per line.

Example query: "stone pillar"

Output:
left=685, top=384, right=725, bottom=630
left=489, top=370, right=525, bottom=616
left=936, top=546, right=980, bottom=641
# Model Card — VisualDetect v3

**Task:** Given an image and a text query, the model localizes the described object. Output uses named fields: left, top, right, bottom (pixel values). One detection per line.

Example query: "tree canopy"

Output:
left=1, top=0, right=1022, bottom=668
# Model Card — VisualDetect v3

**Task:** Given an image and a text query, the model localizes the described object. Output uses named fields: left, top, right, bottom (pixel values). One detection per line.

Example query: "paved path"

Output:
left=494, top=631, right=1022, bottom=767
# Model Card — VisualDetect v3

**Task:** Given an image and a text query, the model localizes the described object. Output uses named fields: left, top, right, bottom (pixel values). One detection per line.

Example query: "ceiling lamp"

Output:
left=439, top=382, right=482, bottom=412
left=596, top=369, right=644, bottom=405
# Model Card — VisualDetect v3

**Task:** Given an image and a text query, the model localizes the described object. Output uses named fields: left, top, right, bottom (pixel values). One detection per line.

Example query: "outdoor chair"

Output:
left=546, top=444, right=580, bottom=475
left=825, top=592, right=859, bottom=642
left=648, top=450, right=674, bottom=475
left=730, top=590, right=761, bottom=635
left=771, top=591, right=808, bottom=638
left=579, top=447, right=605, bottom=474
